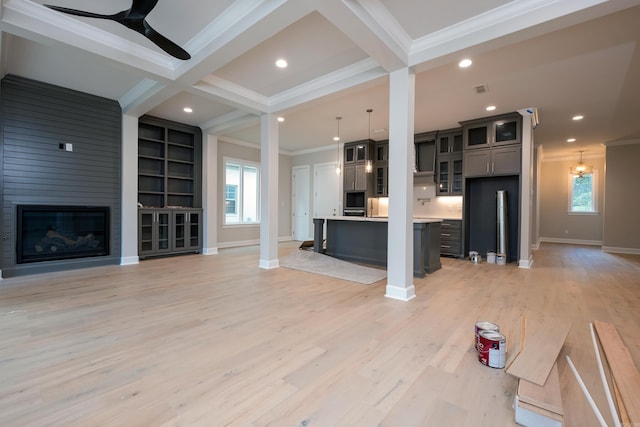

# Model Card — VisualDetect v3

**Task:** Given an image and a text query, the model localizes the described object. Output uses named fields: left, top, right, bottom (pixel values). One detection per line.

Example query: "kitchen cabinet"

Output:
left=437, top=128, right=463, bottom=155
left=435, top=128, right=463, bottom=196
left=374, top=141, right=389, bottom=196
left=344, top=164, right=368, bottom=191
left=343, top=139, right=374, bottom=193
left=437, top=156, right=463, bottom=195
left=461, top=113, right=521, bottom=150
left=414, top=131, right=436, bottom=177
left=138, top=208, right=202, bottom=258
left=464, top=145, right=521, bottom=177
left=440, top=219, right=462, bottom=258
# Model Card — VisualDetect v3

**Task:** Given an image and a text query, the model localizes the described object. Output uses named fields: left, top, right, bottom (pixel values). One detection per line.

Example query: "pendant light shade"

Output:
left=365, top=109, right=373, bottom=173
left=569, top=150, right=593, bottom=177
left=335, top=117, right=342, bottom=175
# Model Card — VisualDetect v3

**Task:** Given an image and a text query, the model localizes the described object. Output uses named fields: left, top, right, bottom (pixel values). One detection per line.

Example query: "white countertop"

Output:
left=324, top=216, right=442, bottom=223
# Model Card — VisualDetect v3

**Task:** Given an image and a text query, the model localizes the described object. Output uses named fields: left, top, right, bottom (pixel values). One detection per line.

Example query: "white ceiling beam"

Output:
left=192, top=75, right=268, bottom=115
left=315, top=0, right=408, bottom=72
left=202, top=112, right=260, bottom=135
left=174, top=0, right=312, bottom=85
left=268, top=58, right=387, bottom=112
left=1, top=0, right=177, bottom=79
left=409, top=0, right=610, bottom=67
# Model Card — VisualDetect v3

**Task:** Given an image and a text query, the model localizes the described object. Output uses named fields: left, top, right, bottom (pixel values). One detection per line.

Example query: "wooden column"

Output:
left=202, top=133, right=218, bottom=255
left=120, top=114, right=139, bottom=266
left=259, top=113, right=279, bottom=269
left=385, top=67, right=416, bottom=301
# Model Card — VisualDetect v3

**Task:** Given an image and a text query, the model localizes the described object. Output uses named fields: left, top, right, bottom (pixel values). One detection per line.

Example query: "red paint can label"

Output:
left=478, top=330, right=506, bottom=368
left=474, top=321, right=499, bottom=351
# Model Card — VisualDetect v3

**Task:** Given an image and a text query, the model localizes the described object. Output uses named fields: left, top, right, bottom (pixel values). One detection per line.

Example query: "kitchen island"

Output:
left=313, top=216, right=442, bottom=278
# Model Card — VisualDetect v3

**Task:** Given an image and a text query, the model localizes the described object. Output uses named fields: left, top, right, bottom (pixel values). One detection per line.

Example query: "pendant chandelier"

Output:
left=365, top=108, right=373, bottom=173
left=335, top=116, right=342, bottom=175
left=569, top=150, right=593, bottom=177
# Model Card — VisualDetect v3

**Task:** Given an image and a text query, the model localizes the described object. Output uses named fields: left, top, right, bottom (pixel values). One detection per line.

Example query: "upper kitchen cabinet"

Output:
left=461, top=113, right=521, bottom=150
left=435, top=128, right=463, bottom=196
left=344, top=139, right=373, bottom=164
left=343, top=139, right=374, bottom=192
left=437, top=128, right=463, bottom=155
left=374, top=140, right=389, bottom=197
left=414, top=131, right=437, bottom=177
left=463, top=145, right=521, bottom=177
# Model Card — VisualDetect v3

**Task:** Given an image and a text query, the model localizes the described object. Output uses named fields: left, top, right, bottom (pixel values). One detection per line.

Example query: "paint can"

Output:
left=496, top=255, right=506, bottom=265
left=469, top=251, right=480, bottom=263
left=478, top=330, right=507, bottom=368
left=474, top=321, right=499, bottom=350
left=487, top=252, right=496, bottom=264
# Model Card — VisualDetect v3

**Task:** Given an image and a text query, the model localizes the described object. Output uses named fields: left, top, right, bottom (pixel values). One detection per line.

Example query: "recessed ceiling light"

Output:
left=458, top=58, right=472, bottom=68
left=183, top=107, right=193, bottom=113
left=275, top=58, right=288, bottom=68
left=572, top=115, right=584, bottom=121
left=333, top=136, right=340, bottom=141
left=277, top=116, right=285, bottom=122
left=486, top=105, right=496, bottom=111
left=567, top=138, right=576, bottom=143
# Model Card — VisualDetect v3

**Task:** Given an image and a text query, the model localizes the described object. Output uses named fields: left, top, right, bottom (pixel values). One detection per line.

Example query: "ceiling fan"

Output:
left=44, top=0, right=191, bottom=60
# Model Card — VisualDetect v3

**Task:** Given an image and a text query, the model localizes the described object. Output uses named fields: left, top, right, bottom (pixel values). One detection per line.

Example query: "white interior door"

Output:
left=292, top=166, right=310, bottom=241
left=314, top=163, right=341, bottom=239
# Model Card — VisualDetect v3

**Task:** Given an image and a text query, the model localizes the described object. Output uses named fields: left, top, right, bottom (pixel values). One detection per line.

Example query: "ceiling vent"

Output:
left=474, top=84, right=488, bottom=94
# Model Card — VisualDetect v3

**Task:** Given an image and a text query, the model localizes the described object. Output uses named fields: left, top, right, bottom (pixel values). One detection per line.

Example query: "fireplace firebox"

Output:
left=17, top=205, right=110, bottom=264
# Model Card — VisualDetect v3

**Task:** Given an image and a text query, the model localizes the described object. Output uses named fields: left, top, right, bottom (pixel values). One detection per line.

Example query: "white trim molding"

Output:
left=602, top=246, right=640, bottom=255
left=540, top=237, right=602, bottom=246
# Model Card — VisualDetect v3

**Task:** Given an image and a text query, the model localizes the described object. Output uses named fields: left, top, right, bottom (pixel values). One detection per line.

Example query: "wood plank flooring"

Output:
left=1, top=242, right=639, bottom=426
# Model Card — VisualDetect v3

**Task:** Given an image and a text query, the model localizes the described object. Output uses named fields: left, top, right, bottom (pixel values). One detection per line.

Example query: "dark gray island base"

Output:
left=313, top=217, right=442, bottom=278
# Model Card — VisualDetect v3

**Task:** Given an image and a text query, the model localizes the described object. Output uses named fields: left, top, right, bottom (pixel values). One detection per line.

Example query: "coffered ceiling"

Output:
left=2, top=0, right=640, bottom=160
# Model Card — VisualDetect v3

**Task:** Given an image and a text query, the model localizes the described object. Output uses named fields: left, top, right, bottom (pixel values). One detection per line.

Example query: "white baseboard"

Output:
left=602, top=246, right=640, bottom=255
left=518, top=256, right=533, bottom=269
left=540, top=237, right=602, bottom=246
left=203, top=247, right=219, bottom=255
left=217, top=236, right=294, bottom=249
left=120, top=256, right=139, bottom=266
left=259, top=259, right=280, bottom=269
left=385, top=284, right=416, bottom=302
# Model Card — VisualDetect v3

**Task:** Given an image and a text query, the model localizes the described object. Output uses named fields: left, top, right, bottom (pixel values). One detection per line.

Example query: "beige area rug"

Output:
left=280, top=249, right=386, bottom=285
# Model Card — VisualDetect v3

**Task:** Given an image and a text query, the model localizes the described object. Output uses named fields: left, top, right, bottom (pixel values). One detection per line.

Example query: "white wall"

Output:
left=216, top=140, right=292, bottom=247
left=539, top=155, right=605, bottom=244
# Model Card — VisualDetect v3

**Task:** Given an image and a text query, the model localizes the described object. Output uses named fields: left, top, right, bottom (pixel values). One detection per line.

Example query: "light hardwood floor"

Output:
left=1, top=242, right=639, bottom=426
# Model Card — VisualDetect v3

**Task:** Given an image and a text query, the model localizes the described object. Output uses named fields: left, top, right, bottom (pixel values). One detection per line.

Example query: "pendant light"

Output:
left=569, top=150, right=593, bottom=178
left=335, top=116, right=342, bottom=175
left=365, top=108, right=373, bottom=173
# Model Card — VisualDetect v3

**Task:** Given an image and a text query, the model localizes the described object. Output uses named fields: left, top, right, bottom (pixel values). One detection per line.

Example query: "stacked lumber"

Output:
left=506, top=313, right=572, bottom=427
left=514, top=363, right=564, bottom=427
left=593, top=320, right=640, bottom=427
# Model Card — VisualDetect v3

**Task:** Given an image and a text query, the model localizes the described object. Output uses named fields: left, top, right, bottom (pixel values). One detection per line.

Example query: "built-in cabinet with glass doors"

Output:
left=137, top=116, right=203, bottom=258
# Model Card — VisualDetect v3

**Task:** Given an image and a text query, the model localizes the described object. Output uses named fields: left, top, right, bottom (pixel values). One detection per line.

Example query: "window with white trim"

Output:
left=224, top=159, right=260, bottom=224
left=568, top=170, right=597, bottom=214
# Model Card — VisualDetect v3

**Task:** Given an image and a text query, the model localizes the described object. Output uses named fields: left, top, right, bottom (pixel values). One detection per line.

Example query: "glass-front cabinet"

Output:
left=462, top=113, right=521, bottom=150
left=435, top=129, right=463, bottom=196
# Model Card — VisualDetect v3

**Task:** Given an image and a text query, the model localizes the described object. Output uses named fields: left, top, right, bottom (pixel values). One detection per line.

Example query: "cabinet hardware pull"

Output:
left=441, top=245, right=451, bottom=248
left=442, top=233, right=451, bottom=236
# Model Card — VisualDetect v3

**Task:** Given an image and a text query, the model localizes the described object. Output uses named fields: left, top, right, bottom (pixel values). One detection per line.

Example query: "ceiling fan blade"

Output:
left=143, top=22, right=191, bottom=60
left=128, top=0, right=160, bottom=18
left=44, top=5, right=115, bottom=20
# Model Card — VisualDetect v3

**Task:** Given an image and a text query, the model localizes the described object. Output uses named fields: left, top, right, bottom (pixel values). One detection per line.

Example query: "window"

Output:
left=224, top=159, right=260, bottom=224
left=568, top=171, right=597, bottom=214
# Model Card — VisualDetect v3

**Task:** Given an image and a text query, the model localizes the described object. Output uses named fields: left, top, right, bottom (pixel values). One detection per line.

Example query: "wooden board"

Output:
left=612, top=376, right=632, bottom=427
left=505, top=313, right=526, bottom=370
left=593, top=320, right=640, bottom=425
left=506, top=313, right=572, bottom=386
left=518, top=362, right=563, bottom=415
left=516, top=398, right=564, bottom=423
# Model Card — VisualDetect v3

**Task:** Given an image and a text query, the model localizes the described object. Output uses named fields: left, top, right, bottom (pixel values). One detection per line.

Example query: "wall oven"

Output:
left=344, top=191, right=365, bottom=216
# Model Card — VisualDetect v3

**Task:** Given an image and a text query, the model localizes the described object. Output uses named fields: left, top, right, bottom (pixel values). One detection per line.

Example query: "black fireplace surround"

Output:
left=17, top=205, right=110, bottom=264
